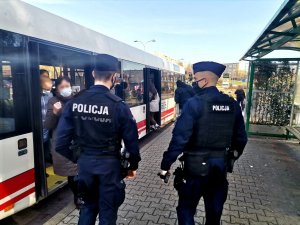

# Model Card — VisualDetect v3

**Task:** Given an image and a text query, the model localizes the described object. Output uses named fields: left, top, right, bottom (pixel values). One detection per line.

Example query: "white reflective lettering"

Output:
left=72, top=103, right=78, bottom=111
left=103, top=106, right=109, bottom=115
left=78, top=104, right=83, bottom=112
left=212, top=105, right=230, bottom=111
left=83, top=104, right=89, bottom=113
left=92, top=105, right=98, bottom=114
left=98, top=106, right=103, bottom=114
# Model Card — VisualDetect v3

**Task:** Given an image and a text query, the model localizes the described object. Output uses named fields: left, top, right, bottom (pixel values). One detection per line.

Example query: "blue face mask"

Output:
left=60, top=87, right=72, bottom=97
left=43, top=90, right=53, bottom=97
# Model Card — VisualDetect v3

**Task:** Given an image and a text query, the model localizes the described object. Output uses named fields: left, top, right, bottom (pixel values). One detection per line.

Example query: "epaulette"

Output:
left=105, top=92, right=122, bottom=102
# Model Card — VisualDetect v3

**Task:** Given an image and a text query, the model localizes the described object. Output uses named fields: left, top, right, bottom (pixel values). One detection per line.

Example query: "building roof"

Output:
left=241, top=0, right=300, bottom=60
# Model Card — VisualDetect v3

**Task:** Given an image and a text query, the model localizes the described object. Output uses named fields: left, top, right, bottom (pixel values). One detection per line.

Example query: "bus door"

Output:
left=121, top=61, right=146, bottom=138
left=0, top=31, right=36, bottom=220
left=29, top=41, right=93, bottom=196
left=144, top=68, right=161, bottom=133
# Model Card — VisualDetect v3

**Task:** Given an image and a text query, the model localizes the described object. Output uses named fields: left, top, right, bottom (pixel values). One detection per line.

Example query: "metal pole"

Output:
left=290, top=60, right=299, bottom=126
left=246, top=61, right=255, bottom=132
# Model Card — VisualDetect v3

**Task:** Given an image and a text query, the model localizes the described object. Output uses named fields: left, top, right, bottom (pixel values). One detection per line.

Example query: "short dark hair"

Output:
left=40, top=69, right=49, bottom=76
left=55, top=76, right=71, bottom=89
left=93, top=70, right=115, bottom=81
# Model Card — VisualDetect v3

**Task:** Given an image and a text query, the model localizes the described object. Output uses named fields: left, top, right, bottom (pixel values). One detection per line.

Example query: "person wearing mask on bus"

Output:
left=45, top=76, right=78, bottom=206
left=115, top=81, right=128, bottom=100
left=40, top=69, right=50, bottom=79
left=149, top=80, right=160, bottom=130
left=40, top=76, right=53, bottom=165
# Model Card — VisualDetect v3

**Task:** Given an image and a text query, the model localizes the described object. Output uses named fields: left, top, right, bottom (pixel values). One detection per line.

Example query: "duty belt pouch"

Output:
left=183, top=152, right=210, bottom=177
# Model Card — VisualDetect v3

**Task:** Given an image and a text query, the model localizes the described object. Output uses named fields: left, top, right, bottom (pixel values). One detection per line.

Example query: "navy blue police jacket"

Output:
left=55, top=85, right=141, bottom=170
left=161, top=86, right=248, bottom=171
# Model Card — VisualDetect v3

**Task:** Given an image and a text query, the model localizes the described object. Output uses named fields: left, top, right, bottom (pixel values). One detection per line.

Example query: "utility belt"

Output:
left=81, top=148, right=121, bottom=157
left=181, top=149, right=227, bottom=177
left=71, top=144, right=121, bottom=161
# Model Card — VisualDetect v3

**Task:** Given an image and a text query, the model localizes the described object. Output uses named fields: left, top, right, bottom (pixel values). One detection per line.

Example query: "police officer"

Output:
left=159, top=61, right=248, bottom=225
left=55, top=54, right=141, bottom=225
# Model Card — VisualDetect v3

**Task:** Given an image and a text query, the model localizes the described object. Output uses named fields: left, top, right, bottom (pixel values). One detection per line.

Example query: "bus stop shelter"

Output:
left=241, top=0, right=300, bottom=138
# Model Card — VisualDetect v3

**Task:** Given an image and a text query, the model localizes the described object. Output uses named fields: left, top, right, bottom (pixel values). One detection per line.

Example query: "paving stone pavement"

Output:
left=47, top=125, right=300, bottom=225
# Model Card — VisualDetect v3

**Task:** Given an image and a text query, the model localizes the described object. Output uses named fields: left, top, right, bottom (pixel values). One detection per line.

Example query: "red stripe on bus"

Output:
left=138, top=127, right=147, bottom=134
left=161, top=108, right=175, bottom=119
left=0, top=187, right=35, bottom=211
left=136, top=119, right=146, bottom=129
left=162, top=112, right=174, bottom=120
left=0, top=169, right=35, bottom=200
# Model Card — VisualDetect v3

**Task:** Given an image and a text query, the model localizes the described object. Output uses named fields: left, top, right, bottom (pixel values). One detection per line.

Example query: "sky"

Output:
left=22, top=0, right=288, bottom=63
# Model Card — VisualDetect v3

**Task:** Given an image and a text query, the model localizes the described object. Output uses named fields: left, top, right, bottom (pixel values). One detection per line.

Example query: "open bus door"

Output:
left=28, top=41, right=93, bottom=198
left=143, top=68, right=161, bottom=133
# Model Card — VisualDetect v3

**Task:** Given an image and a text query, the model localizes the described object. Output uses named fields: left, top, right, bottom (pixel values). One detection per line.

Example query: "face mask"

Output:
left=43, top=90, right=53, bottom=97
left=194, top=78, right=207, bottom=89
left=60, top=87, right=72, bottom=97
left=192, top=82, right=197, bottom=89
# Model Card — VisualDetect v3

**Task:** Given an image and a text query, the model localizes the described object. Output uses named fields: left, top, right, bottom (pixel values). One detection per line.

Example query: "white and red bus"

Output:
left=0, top=0, right=185, bottom=220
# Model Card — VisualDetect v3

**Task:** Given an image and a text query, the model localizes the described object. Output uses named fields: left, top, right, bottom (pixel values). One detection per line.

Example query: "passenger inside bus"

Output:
left=115, top=80, right=128, bottom=100
left=149, top=80, right=160, bottom=130
left=44, top=76, right=78, bottom=206
left=40, top=69, right=50, bottom=79
left=40, top=74, right=53, bottom=168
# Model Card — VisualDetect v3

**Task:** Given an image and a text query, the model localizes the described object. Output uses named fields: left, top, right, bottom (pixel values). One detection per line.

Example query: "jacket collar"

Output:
left=195, top=86, right=219, bottom=96
left=89, top=85, right=110, bottom=93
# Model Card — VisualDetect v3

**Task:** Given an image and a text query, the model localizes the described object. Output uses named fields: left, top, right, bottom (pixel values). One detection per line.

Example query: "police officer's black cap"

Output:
left=94, top=54, right=119, bottom=72
left=193, top=61, right=226, bottom=77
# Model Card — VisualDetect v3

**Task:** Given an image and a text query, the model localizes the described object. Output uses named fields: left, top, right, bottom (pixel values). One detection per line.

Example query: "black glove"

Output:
left=157, top=171, right=171, bottom=183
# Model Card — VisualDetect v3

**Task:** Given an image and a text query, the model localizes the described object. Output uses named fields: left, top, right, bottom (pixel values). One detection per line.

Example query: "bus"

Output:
left=0, top=0, right=185, bottom=220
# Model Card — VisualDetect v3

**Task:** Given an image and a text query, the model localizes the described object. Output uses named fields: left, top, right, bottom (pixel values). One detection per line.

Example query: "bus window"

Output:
left=161, top=70, right=175, bottom=100
left=38, top=44, right=91, bottom=92
left=122, top=61, right=145, bottom=107
left=0, top=30, right=31, bottom=139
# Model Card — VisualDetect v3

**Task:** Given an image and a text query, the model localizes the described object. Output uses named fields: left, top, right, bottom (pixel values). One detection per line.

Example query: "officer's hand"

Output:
left=53, top=102, right=62, bottom=115
left=158, top=170, right=171, bottom=183
left=126, top=170, right=136, bottom=179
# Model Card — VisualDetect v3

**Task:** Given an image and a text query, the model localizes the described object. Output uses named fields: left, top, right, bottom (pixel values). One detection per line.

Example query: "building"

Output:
left=221, top=62, right=248, bottom=88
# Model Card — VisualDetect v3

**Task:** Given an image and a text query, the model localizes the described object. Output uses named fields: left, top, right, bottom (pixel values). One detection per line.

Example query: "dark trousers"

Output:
left=177, top=175, right=228, bottom=225
left=77, top=156, right=125, bottom=225
left=43, top=139, right=52, bottom=165
left=68, top=176, right=78, bottom=203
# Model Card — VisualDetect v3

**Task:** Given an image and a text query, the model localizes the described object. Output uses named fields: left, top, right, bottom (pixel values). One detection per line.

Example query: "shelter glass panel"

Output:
left=250, top=61, right=297, bottom=129
left=292, top=63, right=300, bottom=126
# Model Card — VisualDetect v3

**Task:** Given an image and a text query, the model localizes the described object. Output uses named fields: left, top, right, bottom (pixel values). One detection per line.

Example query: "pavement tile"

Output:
left=44, top=128, right=300, bottom=225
